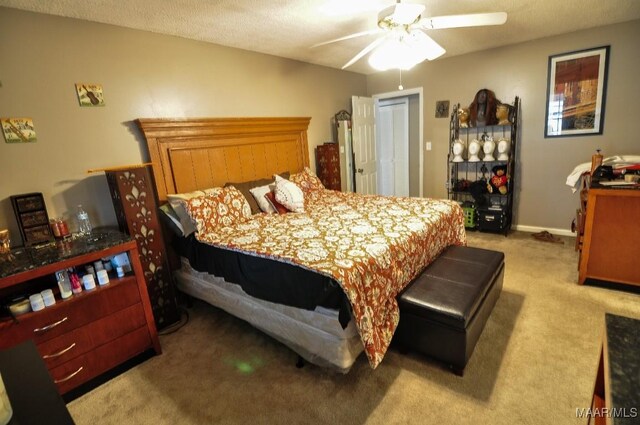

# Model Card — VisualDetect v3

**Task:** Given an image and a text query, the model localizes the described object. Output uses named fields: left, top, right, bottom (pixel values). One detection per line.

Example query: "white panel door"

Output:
left=351, top=96, right=377, bottom=195
left=377, top=98, right=409, bottom=197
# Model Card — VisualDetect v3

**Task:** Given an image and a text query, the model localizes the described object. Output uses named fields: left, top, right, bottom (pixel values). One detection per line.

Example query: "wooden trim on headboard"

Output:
left=136, top=117, right=311, bottom=201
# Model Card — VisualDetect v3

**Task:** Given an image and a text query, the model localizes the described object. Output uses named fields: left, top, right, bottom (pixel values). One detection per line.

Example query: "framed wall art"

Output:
left=544, top=45, right=610, bottom=138
left=1, top=118, right=37, bottom=143
left=75, top=83, right=105, bottom=106
left=435, top=100, right=450, bottom=118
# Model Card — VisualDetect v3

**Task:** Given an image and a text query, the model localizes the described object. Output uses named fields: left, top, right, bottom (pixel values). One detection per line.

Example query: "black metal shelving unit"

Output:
left=447, top=96, right=520, bottom=235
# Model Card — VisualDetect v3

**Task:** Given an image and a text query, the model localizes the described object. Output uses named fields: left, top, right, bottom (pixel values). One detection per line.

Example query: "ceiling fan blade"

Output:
left=378, top=3, right=426, bottom=25
left=342, top=36, right=387, bottom=69
left=417, top=12, right=507, bottom=30
left=311, top=29, right=383, bottom=48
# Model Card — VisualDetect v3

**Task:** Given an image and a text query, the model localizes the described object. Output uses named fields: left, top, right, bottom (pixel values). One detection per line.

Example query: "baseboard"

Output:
left=514, top=225, right=575, bottom=237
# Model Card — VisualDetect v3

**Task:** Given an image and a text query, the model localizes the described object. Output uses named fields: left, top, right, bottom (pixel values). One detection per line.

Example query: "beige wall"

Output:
left=0, top=8, right=367, bottom=246
left=367, top=20, right=640, bottom=231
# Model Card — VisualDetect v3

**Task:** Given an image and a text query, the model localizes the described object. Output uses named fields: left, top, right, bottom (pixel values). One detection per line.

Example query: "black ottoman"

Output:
left=395, top=245, right=504, bottom=375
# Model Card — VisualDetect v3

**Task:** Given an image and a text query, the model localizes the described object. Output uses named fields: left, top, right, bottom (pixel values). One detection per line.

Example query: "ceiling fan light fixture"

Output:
left=368, top=30, right=445, bottom=71
left=316, top=2, right=505, bottom=71
left=406, top=30, right=446, bottom=61
left=368, top=37, right=422, bottom=71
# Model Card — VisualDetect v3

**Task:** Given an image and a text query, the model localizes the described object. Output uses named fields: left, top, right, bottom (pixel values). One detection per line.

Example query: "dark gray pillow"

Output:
left=225, top=171, right=290, bottom=214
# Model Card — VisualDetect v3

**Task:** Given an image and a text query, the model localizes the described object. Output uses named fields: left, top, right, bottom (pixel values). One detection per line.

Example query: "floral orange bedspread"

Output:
left=194, top=189, right=466, bottom=368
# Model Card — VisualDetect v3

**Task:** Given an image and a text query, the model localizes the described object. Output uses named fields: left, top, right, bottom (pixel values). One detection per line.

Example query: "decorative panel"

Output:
left=105, top=166, right=179, bottom=329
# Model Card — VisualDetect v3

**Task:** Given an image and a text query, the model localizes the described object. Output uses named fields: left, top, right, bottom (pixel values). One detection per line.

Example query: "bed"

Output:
left=137, top=117, right=466, bottom=372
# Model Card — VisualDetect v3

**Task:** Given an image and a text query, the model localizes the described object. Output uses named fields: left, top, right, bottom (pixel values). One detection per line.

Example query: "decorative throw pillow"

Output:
left=184, top=186, right=252, bottom=234
left=249, top=184, right=277, bottom=213
left=289, top=167, right=325, bottom=193
left=274, top=175, right=304, bottom=213
left=264, top=191, right=289, bottom=214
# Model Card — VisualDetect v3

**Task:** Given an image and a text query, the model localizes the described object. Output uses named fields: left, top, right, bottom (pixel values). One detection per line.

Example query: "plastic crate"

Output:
left=462, top=204, right=477, bottom=228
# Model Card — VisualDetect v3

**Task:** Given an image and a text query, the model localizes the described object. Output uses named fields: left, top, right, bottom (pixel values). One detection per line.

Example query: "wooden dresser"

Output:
left=578, top=188, right=640, bottom=286
left=0, top=232, right=161, bottom=395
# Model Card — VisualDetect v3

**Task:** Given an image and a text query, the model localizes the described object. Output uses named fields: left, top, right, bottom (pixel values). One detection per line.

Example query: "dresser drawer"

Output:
left=37, top=302, right=147, bottom=369
left=50, top=326, right=152, bottom=395
left=0, top=277, right=141, bottom=348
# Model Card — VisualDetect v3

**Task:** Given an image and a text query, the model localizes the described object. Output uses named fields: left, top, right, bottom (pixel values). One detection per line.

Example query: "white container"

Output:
left=96, top=269, right=110, bottom=286
left=0, top=373, right=13, bottom=425
left=82, top=274, right=96, bottom=291
left=41, top=289, right=56, bottom=307
left=29, top=293, right=45, bottom=312
left=116, top=266, right=125, bottom=278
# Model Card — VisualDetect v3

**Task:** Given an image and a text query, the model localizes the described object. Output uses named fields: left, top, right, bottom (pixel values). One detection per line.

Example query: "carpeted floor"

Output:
left=68, top=231, right=640, bottom=424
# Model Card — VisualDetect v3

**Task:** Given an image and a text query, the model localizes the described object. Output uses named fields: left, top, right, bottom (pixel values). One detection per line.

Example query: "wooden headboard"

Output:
left=136, top=117, right=311, bottom=201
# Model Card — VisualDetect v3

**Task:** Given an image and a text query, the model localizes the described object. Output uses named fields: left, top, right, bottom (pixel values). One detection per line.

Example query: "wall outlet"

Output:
left=425, top=141, right=432, bottom=151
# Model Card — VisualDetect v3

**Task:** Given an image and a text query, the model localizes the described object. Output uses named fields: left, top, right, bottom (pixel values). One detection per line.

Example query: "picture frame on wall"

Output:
left=544, top=45, right=610, bottom=138
left=75, top=83, right=105, bottom=107
left=435, top=100, right=450, bottom=118
left=1, top=118, right=37, bottom=143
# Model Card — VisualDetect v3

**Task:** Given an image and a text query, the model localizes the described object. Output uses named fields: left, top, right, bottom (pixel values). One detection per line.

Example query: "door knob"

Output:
left=357, top=168, right=364, bottom=174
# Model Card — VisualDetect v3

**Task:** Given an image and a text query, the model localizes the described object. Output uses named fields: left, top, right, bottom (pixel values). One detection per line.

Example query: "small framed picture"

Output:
left=75, top=83, right=105, bottom=107
left=435, top=100, right=450, bottom=118
left=1, top=118, right=37, bottom=143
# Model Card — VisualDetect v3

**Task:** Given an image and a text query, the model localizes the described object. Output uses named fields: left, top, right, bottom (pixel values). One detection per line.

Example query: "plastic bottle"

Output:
left=69, top=269, right=83, bottom=295
left=76, top=205, right=92, bottom=236
left=55, top=270, right=73, bottom=299
left=590, top=148, right=603, bottom=174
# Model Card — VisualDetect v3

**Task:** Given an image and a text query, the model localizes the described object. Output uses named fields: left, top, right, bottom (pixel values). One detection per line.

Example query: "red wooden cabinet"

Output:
left=316, top=143, right=341, bottom=191
left=0, top=237, right=161, bottom=395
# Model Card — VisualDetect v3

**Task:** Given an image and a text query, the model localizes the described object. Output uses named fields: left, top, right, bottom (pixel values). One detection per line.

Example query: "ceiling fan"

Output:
left=312, top=1, right=507, bottom=71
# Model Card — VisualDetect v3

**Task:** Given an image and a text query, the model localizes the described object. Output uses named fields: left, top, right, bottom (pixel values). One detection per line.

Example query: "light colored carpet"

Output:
left=68, top=231, right=640, bottom=424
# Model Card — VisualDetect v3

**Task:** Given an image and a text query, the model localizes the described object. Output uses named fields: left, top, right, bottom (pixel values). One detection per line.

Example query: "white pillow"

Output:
left=167, top=189, right=207, bottom=236
left=274, top=175, right=304, bottom=213
left=249, top=184, right=277, bottom=213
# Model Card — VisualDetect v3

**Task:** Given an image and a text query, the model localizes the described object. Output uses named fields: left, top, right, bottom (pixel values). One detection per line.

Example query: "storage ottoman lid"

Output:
left=399, top=246, right=504, bottom=329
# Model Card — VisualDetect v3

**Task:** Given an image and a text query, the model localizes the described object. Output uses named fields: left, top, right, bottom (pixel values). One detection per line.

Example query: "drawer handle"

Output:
left=33, top=316, right=68, bottom=334
left=42, top=342, right=77, bottom=359
left=54, top=366, right=83, bottom=384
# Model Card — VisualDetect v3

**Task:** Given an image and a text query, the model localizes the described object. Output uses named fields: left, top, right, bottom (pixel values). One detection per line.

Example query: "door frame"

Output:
left=373, top=87, right=424, bottom=197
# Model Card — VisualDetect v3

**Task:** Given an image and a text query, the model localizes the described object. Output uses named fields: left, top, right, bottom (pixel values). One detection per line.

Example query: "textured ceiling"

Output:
left=2, top=0, right=640, bottom=74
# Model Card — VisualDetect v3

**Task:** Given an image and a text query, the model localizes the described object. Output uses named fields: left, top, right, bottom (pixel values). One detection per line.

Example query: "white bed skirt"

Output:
left=174, top=261, right=364, bottom=373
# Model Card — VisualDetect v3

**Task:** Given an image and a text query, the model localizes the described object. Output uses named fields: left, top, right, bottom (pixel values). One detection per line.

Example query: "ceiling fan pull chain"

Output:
left=398, top=69, right=404, bottom=90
